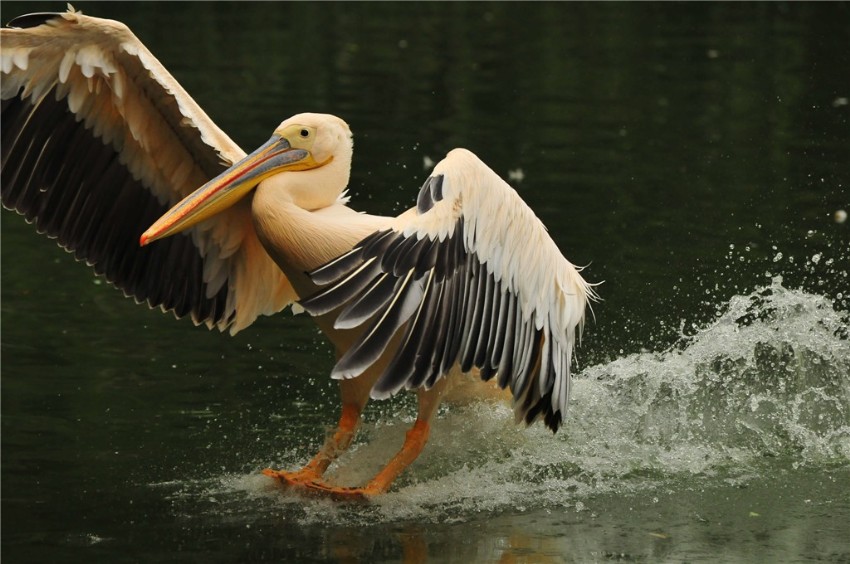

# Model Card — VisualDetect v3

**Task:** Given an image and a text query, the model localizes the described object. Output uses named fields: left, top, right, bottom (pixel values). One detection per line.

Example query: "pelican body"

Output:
left=1, top=10, right=594, bottom=498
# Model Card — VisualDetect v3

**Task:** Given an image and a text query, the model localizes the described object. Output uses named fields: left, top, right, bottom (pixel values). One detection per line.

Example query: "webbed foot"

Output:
left=262, top=468, right=380, bottom=501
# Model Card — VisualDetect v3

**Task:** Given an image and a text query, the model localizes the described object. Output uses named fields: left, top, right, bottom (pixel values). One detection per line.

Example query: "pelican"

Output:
left=1, top=10, right=595, bottom=498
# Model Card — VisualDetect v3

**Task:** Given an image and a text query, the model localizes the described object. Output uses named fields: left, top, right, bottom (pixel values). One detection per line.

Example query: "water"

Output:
left=2, top=2, right=849, bottom=562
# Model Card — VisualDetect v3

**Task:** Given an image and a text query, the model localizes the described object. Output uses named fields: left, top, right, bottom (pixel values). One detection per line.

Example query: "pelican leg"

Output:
left=262, top=402, right=362, bottom=485
left=290, top=378, right=449, bottom=500
left=359, top=417, right=431, bottom=493
left=264, top=373, right=373, bottom=488
left=263, top=403, right=363, bottom=486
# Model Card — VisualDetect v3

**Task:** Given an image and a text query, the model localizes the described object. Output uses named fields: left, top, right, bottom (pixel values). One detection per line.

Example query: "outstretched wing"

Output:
left=301, top=148, right=594, bottom=431
left=1, top=10, right=295, bottom=333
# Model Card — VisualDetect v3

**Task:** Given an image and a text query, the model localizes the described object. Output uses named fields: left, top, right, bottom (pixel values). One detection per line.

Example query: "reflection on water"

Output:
left=2, top=1, right=849, bottom=562
left=204, top=467, right=847, bottom=562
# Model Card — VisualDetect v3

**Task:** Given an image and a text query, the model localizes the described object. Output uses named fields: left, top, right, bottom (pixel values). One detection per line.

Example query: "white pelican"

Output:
left=1, top=10, right=595, bottom=498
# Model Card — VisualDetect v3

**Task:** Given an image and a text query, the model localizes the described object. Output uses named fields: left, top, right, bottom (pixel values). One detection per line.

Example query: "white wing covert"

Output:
left=1, top=10, right=295, bottom=333
left=301, top=149, right=593, bottom=431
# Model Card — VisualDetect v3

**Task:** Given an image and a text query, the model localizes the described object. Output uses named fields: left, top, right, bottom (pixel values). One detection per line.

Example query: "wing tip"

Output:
left=5, top=12, right=63, bottom=29
left=416, top=173, right=445, bottom=214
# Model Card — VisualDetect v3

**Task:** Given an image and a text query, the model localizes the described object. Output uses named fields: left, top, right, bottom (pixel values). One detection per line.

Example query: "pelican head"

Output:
left=140, top=113, right=352, bottom=245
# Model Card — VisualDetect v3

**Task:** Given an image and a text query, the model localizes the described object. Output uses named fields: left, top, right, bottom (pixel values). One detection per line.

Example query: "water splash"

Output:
left=162, top=279, right=849, bottom=524
left=573, top=278, right=849, bottom=475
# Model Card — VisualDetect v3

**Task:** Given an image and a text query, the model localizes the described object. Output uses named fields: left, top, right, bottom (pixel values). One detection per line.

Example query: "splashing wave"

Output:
left=164, top=279, right=849, bottom=524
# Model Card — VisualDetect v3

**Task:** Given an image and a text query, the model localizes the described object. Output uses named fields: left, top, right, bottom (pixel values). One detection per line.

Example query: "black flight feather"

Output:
left=300, top=258, right=382, bottom=316
left=310, top=247, right=365, bottom=286
left=334, top=272, right=396, bottom=329
left=334, top=272, right=424, bottom=380
left=1, top=88, right=232, bottom=328
left=6, top=12, right=62, bottom=29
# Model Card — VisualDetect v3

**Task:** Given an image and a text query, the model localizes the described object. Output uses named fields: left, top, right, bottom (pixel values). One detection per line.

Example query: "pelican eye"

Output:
left=300, top=129, right=310, bottom=138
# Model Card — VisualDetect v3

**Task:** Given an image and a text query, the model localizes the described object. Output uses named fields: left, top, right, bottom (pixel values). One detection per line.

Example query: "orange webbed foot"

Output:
left=261, top=467, right=320, bottom=487
left=262, top=468, right=381, bottom=501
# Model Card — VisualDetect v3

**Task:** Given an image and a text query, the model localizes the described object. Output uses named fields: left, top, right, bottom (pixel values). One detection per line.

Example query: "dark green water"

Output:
left=2, top=2, right=849, bottom=562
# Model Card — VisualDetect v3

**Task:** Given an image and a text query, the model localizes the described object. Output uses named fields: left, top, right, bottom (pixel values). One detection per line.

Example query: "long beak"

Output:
left=140, top=135, right=312, bottom=246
